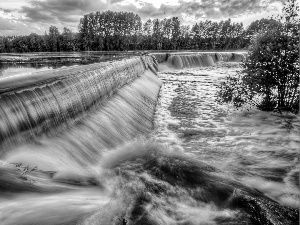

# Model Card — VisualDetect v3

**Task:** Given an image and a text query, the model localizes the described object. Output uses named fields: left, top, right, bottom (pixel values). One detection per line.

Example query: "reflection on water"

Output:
left=0, top=65, right=52, bottom=77
left=0, top=51, right=140, bottom=77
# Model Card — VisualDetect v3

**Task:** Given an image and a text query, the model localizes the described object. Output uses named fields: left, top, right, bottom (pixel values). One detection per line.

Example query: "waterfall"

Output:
left=0, top=52, right=246, bottom=151
left=2, top=71, right=162, bottom=170
left=152, top=52, right=247, bottom=69
left=0, top=52, right=298, bottom=225
left=0, top=56, right=160, bottom=152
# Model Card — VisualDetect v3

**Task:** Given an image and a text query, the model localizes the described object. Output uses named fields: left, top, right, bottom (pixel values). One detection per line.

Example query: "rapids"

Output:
left=0, top=53, right=298, bottom=225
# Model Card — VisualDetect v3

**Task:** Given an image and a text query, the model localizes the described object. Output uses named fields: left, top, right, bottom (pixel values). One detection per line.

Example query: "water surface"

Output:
left=0, top=58, right=298, bottom=225
left=0, top=52, right=139, bottom=77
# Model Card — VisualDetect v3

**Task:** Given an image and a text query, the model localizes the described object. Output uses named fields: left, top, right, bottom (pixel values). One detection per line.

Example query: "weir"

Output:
left=0, top=55, right=160, bottom=152
left=162, top=52, right=247, bottom=69
left=0, top=52, right=298, bottom=225
left=0, top=52, right=245, bottom=152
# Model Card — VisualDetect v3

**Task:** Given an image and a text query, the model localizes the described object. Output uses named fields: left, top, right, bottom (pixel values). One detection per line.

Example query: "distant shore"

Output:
left=0, top=49, right=247, bottom=63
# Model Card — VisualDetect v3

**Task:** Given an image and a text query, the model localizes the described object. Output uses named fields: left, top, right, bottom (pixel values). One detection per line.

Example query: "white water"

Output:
left=0, top=54, right=298, bottom=225
left=153, top=61, right=299, bottom=209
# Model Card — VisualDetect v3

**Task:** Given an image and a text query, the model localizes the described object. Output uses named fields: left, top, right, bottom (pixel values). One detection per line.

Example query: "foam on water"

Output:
left=0, top=52, right=298, bottom=225
left=0, top=56, right=159, bottom=151
left=0, top=189, right=109, bottom=225
left=3, top=70, right=162, bottom=172
left=153, top=60, right=299, bottom=213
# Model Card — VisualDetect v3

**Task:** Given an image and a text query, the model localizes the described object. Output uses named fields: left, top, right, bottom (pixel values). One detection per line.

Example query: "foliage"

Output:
left=0, top=10, right=279, bottom=53
left=77, top=11, right=142, bottom=51
left=217, top=0, right=299, bottom=114
left=243, top=18, right=281, bottom=46
left=1, top=6, right=296, bottom=53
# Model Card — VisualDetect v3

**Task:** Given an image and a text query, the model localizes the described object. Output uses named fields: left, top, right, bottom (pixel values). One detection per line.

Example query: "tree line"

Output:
left=0, top=10, right=281, bottom=53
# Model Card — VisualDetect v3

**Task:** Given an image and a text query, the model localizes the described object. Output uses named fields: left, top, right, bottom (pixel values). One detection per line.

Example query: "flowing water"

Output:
left=0, top=51, right=140, bottom=77
left=0, top=53, right=298, bottom=225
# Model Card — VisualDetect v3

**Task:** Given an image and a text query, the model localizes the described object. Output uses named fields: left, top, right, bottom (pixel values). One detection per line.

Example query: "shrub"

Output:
left=217, top=0, right=299, bottom=114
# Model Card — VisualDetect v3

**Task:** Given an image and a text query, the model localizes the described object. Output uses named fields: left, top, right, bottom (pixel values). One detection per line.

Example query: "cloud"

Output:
left=0, top=17, right=16, bottom=31
left=0, top=7, right=14, bottom=13
left=20, top=0, right=108, bottom=24
left=0, top=17, right=44, bottom=35
left=21, top=6, right=56, bottom=23
left=110, top=0, right=124, bottom=4
left=0, top=0, right=285, bottom=35
left=141, top=0, right=283, bottom=20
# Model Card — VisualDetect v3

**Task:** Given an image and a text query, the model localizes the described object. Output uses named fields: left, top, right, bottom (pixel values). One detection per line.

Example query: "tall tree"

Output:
left=171, top=17, right=181, bottom=50
left=61, top=27, right=76, bottom=51
left=48, top=26, right=60, bottom=52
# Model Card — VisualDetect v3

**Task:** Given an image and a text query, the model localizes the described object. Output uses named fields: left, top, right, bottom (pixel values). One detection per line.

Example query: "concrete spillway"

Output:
left=164, top=52, right=246, bottom=69
left=0, top=55, right=160, bottom=151
left=0, top=52, right=246, bottom=152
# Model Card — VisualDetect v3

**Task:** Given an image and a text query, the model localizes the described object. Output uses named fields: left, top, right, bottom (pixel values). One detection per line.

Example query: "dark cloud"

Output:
left=136, top=3, right=159, bottom=17
left=21, top=6, right=56, bottom=23
left=110, top=0, right=124, bottom=4
left=29, top=0, right=104, bottom=13
left=0, top=8, right=14, bottom=13
left=218, top=0, right=259, bottom=17
left=20, top=0, right=108, bottom=24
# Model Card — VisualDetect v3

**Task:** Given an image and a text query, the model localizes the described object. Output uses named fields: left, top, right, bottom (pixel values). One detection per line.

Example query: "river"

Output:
left=0, top=53, right=298, bottom=225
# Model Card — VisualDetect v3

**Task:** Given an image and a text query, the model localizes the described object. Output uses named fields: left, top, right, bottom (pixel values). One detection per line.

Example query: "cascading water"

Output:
left=0, top=56, right=156, bottom=150
left=0, top=52, right=298, bottom=225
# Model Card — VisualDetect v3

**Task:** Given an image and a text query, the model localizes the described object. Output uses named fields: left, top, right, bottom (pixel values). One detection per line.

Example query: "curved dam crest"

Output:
left=0, top=52, right=244, bottom=150
left=0, top=55, right=158, bottom=150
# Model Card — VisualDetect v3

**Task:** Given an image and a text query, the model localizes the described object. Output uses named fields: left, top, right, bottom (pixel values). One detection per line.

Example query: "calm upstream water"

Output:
left=0, top=52, right=139, bottom=77
left=0, top=55, right=299, bottom=225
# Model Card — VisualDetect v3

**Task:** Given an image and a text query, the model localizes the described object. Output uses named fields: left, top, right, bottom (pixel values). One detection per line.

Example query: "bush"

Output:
left=217, top=0, right=299, bottom=114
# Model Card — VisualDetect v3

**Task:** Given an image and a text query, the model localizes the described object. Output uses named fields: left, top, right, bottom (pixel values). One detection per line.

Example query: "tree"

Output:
left=179, top=25, right=191, bottom=49
left=170, top=17, right=181, bottom=50
left=0, top=10, right=258, bottom=52
left=217, top=0, right=299, bottom=114
left=0, top=36, right=11, bottom=53
left=61, top=27, right=76, bottom=51
left=27, top=33, right=45, bottom=52
left=244, top=18, right=280, bottom=46
left=48, top=26, right=60, bottom=52
left=141, top=19, right=153, bottom=50
left=152, top=19, right=163, bottom=50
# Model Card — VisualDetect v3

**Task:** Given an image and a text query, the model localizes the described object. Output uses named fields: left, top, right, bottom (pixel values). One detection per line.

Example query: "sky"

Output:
left=0, top=0, right=287, bottom=36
